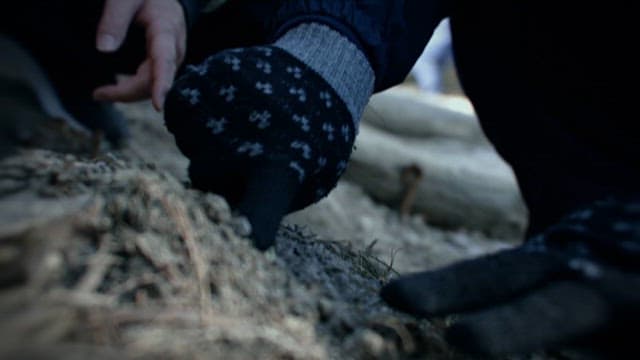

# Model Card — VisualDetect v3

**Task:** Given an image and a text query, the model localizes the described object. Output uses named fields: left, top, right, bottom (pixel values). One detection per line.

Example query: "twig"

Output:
left=384, top=247, right=404, bottom=281
left=365, top=239, right=378, bottom=255
left=369, top=318, right=417, bottom=354
left=160, top=195, right=213, bottom=324
left=74, top=235, right=114, bottom=293
left=134, top=234, right=185, bottom=287
left=105, top=272, right=163, bottom=298
left=399, top=164, right=423, bottom=218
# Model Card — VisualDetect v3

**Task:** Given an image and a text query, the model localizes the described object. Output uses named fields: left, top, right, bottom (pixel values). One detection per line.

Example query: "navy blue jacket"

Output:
left=181, top=0, right=449, bottom=92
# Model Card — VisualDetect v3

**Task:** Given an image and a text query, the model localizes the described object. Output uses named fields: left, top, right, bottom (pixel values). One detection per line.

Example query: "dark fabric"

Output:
left=378, top=3, right=639, bottom=355
left=540, top=196, right=640, bottom=270
left=184, top=0, right=638, bottom=239
left=183, top=0, right=448, bottom=92
left=4, top=0, right=638, bottom=245
left=164, top=46, right=355, bottom=249
left=447, top=1, right=639, bottom=236
left=381, top=198, right=640, bottom=355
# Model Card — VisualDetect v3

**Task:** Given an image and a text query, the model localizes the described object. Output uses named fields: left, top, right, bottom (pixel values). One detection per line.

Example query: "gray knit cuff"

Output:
left=274, top=23, right=375, bottom=128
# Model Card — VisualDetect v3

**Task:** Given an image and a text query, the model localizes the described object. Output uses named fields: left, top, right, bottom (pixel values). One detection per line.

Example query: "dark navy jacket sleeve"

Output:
left=260, top=0, right=450, bottom=92
left=188, top=0, right=449, bottom=92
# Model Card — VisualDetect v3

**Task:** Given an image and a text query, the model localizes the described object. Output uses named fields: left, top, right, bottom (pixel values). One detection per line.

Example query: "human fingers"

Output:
left=380, top=248, right=566, bottom=316
left=148, top=27, right=180, bottom=110
left=93, top=60, right=151, bottom=103
left=140, top=1, right=186, bottom=110
left=96, top=0, right=142, bottom=52
left=446, top=281, right=610, bottom=355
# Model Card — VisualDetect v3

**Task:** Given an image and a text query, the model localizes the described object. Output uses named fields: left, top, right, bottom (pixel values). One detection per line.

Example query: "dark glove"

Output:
left=381, top=197, right=640, bottom=356
left=164, top=45, right=356, bottom=250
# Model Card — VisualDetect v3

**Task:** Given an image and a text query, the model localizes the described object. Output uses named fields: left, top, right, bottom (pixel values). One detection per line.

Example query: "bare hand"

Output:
left=93, top=0, right=187, bottom=111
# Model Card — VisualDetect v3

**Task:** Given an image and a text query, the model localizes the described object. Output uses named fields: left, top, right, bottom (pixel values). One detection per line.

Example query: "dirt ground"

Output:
left=0, top=101, right=564, bottom=360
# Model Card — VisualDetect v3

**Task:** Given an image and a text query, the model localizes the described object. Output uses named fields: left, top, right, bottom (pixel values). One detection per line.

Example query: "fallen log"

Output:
left=344, top=123, right=528, bottom=238
left=362, top=87, right=488, bottom=144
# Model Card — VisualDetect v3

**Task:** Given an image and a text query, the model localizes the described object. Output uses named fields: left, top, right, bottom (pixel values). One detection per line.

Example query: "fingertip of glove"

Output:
left=237, top=163, right=300, bottom=251
left=379, top=279, right=402, bottom=304
left=251, top=230, right=276, bottom=251
left=241, top=206, right=281, bottom=251
left=380, top=278, right=424, bottom=316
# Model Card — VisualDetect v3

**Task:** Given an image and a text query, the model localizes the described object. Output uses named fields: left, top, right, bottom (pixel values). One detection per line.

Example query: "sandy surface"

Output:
left=0, top=101, right=560, bottom=360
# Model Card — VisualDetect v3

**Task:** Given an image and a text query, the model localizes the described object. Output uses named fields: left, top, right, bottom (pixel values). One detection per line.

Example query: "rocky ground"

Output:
left=0, top=100, right=566, bottom=360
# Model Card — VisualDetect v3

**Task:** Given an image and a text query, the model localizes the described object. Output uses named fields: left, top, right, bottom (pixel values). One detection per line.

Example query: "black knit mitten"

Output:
left=381, top=196, right=640, bottom=356
left=165, top=24, right=374, bottom=250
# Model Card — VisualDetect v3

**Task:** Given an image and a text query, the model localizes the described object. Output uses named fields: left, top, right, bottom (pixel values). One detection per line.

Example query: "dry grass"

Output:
left=0, top=148, right=457, bottom=360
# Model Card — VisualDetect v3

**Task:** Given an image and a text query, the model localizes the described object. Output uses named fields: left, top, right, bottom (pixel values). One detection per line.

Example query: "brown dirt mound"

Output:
left=0, top=136, right=453, bottom=359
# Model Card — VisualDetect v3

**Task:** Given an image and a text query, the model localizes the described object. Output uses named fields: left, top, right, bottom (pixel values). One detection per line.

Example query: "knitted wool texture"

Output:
left=165, top=45, right=355, bottom=211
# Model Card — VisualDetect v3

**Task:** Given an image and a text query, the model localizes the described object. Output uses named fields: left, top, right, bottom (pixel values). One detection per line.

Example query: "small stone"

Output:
left=344, top=329, right=390, bottom=359
left=318, top=298, right=335, bottom=321
left=230, top=216, right=252, bottom=237
left=202, top=193, right=232, bottom=223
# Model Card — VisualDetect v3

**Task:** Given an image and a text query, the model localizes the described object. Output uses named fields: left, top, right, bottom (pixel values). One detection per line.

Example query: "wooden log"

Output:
left=362, top=87, right=489, bottom=144
left=344, top=123, right=528, bottom=238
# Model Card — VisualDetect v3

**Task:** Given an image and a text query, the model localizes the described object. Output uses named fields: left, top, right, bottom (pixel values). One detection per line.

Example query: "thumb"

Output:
left=96, top=0, right=141, bottom=52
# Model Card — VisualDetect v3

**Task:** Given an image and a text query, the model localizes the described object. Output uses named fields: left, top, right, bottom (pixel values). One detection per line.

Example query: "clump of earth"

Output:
left=1, top=102, right=562, bottom=360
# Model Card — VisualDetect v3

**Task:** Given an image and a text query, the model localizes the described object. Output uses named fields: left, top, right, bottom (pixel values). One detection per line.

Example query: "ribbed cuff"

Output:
left=274, top=23, right=375, bottom=128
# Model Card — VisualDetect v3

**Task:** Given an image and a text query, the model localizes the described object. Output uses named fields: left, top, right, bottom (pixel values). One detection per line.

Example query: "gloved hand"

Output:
left=164, top=42, right=362, bottom=250
left=381, top=197, right=640, bottom=356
